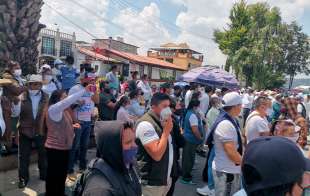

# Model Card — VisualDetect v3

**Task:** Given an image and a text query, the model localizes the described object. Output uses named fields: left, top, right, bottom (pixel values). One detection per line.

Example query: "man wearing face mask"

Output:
left=181, top=98, right=205, bottom=185
left=42, top=67, right=58, bottom=97
left=98, top=81, right=116, bottom=121
left=59, top=55, right=79, bottom=92
left=136, top=93, right=178, bottom=196
left=14, top=75, right=49, bottom=188
left=2, top=61, right=27, bottom=152
left=234, top=136, right=310, bottom=196
left=0, top=79, right=13, bottom=154
left=78, top=121, right=141, bottom=196
left=67, top=72, right=99, bottom=180
left=245, top=96, right=271, bottom=144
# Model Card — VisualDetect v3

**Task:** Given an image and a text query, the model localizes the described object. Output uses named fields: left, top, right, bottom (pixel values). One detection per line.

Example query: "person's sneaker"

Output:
left=197, top=185, right=212, bottom=196
left=179, top=179, right=197, bottom=185
left=18, top=179, right=27, bottom=189
left=67, top=173, right=77, bottom=181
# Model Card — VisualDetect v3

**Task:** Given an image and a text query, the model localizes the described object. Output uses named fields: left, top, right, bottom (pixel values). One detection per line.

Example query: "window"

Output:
left=42, top=37, right=55, bottom=56
left=60, top=40, right=72, bottom=57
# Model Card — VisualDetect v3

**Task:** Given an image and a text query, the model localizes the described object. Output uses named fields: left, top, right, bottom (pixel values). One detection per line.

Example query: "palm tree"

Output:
left=0, top=0, right=45, bottom=74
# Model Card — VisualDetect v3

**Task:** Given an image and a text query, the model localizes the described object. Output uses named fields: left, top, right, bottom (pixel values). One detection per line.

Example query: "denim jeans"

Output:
left=68, top=121, right=91, bottom=174
left=212, top=170, right=241, bottom=196
left=207, top=147, right=215, bottom=189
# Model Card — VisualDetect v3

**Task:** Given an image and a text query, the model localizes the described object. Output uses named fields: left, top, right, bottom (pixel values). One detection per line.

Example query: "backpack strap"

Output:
left=90, top=158, right=123, bottom=196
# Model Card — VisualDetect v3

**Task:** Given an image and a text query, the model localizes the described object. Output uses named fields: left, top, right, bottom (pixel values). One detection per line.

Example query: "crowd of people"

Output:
left=0, top=56, right=310, bottom=196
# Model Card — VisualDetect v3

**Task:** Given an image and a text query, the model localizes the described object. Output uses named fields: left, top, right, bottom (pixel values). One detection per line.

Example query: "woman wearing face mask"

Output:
left=271, top=119, right=303, bottom=151
left=114, top=96, right=136, bottom=123
left=42, top=68, right=58, bottom=97
left=2, top=61, right=27, bottom=152
left=80, top=121, right=141, bottom=196
left=181, top=98, right=205, bottom=184
left=45, top=85, right=92, bottom=196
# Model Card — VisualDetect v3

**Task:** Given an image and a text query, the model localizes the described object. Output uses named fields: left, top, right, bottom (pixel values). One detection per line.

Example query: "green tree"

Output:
left=281, top=22, right=310, bottom=89
left=214, top=1, right=308, bottom=89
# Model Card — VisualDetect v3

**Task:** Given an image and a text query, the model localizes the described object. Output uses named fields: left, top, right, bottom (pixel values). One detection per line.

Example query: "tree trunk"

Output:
left=0, top=0, right=45, bottom=75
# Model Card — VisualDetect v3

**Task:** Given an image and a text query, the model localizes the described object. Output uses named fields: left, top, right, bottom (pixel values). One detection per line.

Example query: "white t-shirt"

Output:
left=136, top=121, right=174, bottom=182
left=189, top=114, right=199, bottom=126
left=69, top=84, right=94, bottom=122
left=0, top=99, right=6, bottom=136
left=42, top=82, right=57, bottom=98
left=199, top=92, right=210, bottom=115
left=185, top=90, right=193, bottom=109
left=297, top=103, right=304, bottom=114
left=233, top=189, right=247, bottom=196
left=243, top=93, right=254, bottom=109
left=245, top=111, right=269, bottom=144
left=212, top=120, right=241, bottom=174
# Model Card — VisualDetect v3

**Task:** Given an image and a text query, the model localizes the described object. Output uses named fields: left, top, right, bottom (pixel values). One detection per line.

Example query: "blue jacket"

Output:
left=183, top=110, right=204, bottom=144
left=59, top=66, right=79, bottom=90
left=206, top=111, right=243, bottom=155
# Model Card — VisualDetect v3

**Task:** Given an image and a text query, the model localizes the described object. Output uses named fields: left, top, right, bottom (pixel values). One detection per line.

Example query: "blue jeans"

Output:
left=207, top=147, right=215, bottom=189
left=68, top=121, right=91, bottom=174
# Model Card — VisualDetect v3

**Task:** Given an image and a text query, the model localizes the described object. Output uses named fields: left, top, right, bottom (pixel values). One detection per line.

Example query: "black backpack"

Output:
left=73, top=158, right=123, bottom=196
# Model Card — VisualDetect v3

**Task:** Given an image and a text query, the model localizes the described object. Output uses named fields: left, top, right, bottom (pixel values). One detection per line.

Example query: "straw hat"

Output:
left=27, top=74, right=43, bottom=83
left=0, top=79, right=12, bottom=86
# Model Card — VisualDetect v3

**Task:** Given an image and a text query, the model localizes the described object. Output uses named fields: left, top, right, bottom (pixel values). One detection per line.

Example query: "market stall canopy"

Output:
left=178, top=66, right=239, bottom=88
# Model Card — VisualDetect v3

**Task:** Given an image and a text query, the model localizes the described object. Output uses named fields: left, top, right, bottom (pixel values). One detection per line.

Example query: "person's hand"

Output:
left=73, top=123, right=81, bottom=129
left=163, top=116, right=173, bottom=136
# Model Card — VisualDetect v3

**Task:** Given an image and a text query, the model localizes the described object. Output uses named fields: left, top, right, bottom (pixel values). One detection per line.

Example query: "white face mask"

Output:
left=125, top=104, right=130, bottom=110
left=45, top=75, right=53, bottom=83
left=14, top=69, right=22, bottom=77
left=160, top=107, right=172, bottom=121
left=267, top=108, right=273, bottom=116
left=29, top=90, right=39, bottom=96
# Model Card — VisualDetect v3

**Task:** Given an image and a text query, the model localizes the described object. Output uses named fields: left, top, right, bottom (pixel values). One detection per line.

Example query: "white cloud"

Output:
left=113, top=2, right=172, bottom=54
left=40, top=0, right=109, bottom=42
left=172, top=0, right=310, bottom=65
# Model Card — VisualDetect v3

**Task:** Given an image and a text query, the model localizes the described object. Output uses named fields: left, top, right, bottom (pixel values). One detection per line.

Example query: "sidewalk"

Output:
left=0, top=148, right=206, bottom=196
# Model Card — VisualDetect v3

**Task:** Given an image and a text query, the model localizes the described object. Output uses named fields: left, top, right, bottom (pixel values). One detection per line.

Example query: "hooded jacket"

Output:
left=82, top=121, right=141, bottom=196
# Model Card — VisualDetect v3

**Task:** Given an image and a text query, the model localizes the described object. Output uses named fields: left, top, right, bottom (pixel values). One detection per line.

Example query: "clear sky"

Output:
left=40, top=0, right=310, bottom=66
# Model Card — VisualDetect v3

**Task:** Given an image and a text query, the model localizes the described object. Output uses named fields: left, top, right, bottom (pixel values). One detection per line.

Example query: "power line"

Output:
left=44, top=2, right=99, bottom=39
left=66, top=0, right=148, bottom=42
left=112, top=0, right=214, bottom=41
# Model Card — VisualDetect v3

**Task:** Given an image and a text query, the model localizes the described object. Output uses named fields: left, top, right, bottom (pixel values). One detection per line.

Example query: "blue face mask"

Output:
left=123, top=147, right=138, bottom=166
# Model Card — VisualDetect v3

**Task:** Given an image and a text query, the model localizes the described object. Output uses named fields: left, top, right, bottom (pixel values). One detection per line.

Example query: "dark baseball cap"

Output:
left=242, top=136, right=310, bottom=193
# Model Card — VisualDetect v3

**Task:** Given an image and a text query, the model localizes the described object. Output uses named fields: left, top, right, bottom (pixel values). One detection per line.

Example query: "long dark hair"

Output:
left=187, top=99, right=200, bottom=110
left=114, top=96, right=130, bottom=120
left=49, top=90, right=66, bottom=106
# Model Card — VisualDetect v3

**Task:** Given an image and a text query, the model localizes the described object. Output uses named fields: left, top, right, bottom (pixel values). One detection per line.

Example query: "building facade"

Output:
left=147, top=43, right=203, bottom=70
left=93, top=37, right=139, bottom=54
left=38, top=28, right=76, bottom=65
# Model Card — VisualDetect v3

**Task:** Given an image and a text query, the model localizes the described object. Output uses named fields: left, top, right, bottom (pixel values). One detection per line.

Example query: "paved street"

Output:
left=0, top=149, right=207, bottom=196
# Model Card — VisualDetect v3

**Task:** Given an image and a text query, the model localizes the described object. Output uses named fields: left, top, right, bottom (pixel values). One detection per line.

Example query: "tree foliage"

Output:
left=214, top=0, right=310, bottom=89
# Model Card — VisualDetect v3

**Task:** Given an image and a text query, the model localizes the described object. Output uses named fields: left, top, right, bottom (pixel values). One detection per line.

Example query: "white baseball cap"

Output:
left=223, top=92, right=245, bottom=107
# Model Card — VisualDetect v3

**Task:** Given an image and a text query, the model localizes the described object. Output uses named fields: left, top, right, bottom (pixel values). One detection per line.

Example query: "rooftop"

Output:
left=93, top=37, right=139, bottom=49
left=104, top=48, right=187, bottom=71
left=77, top=47, right=119, bottom=63
left=150, top=42, right=202, bottom=54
